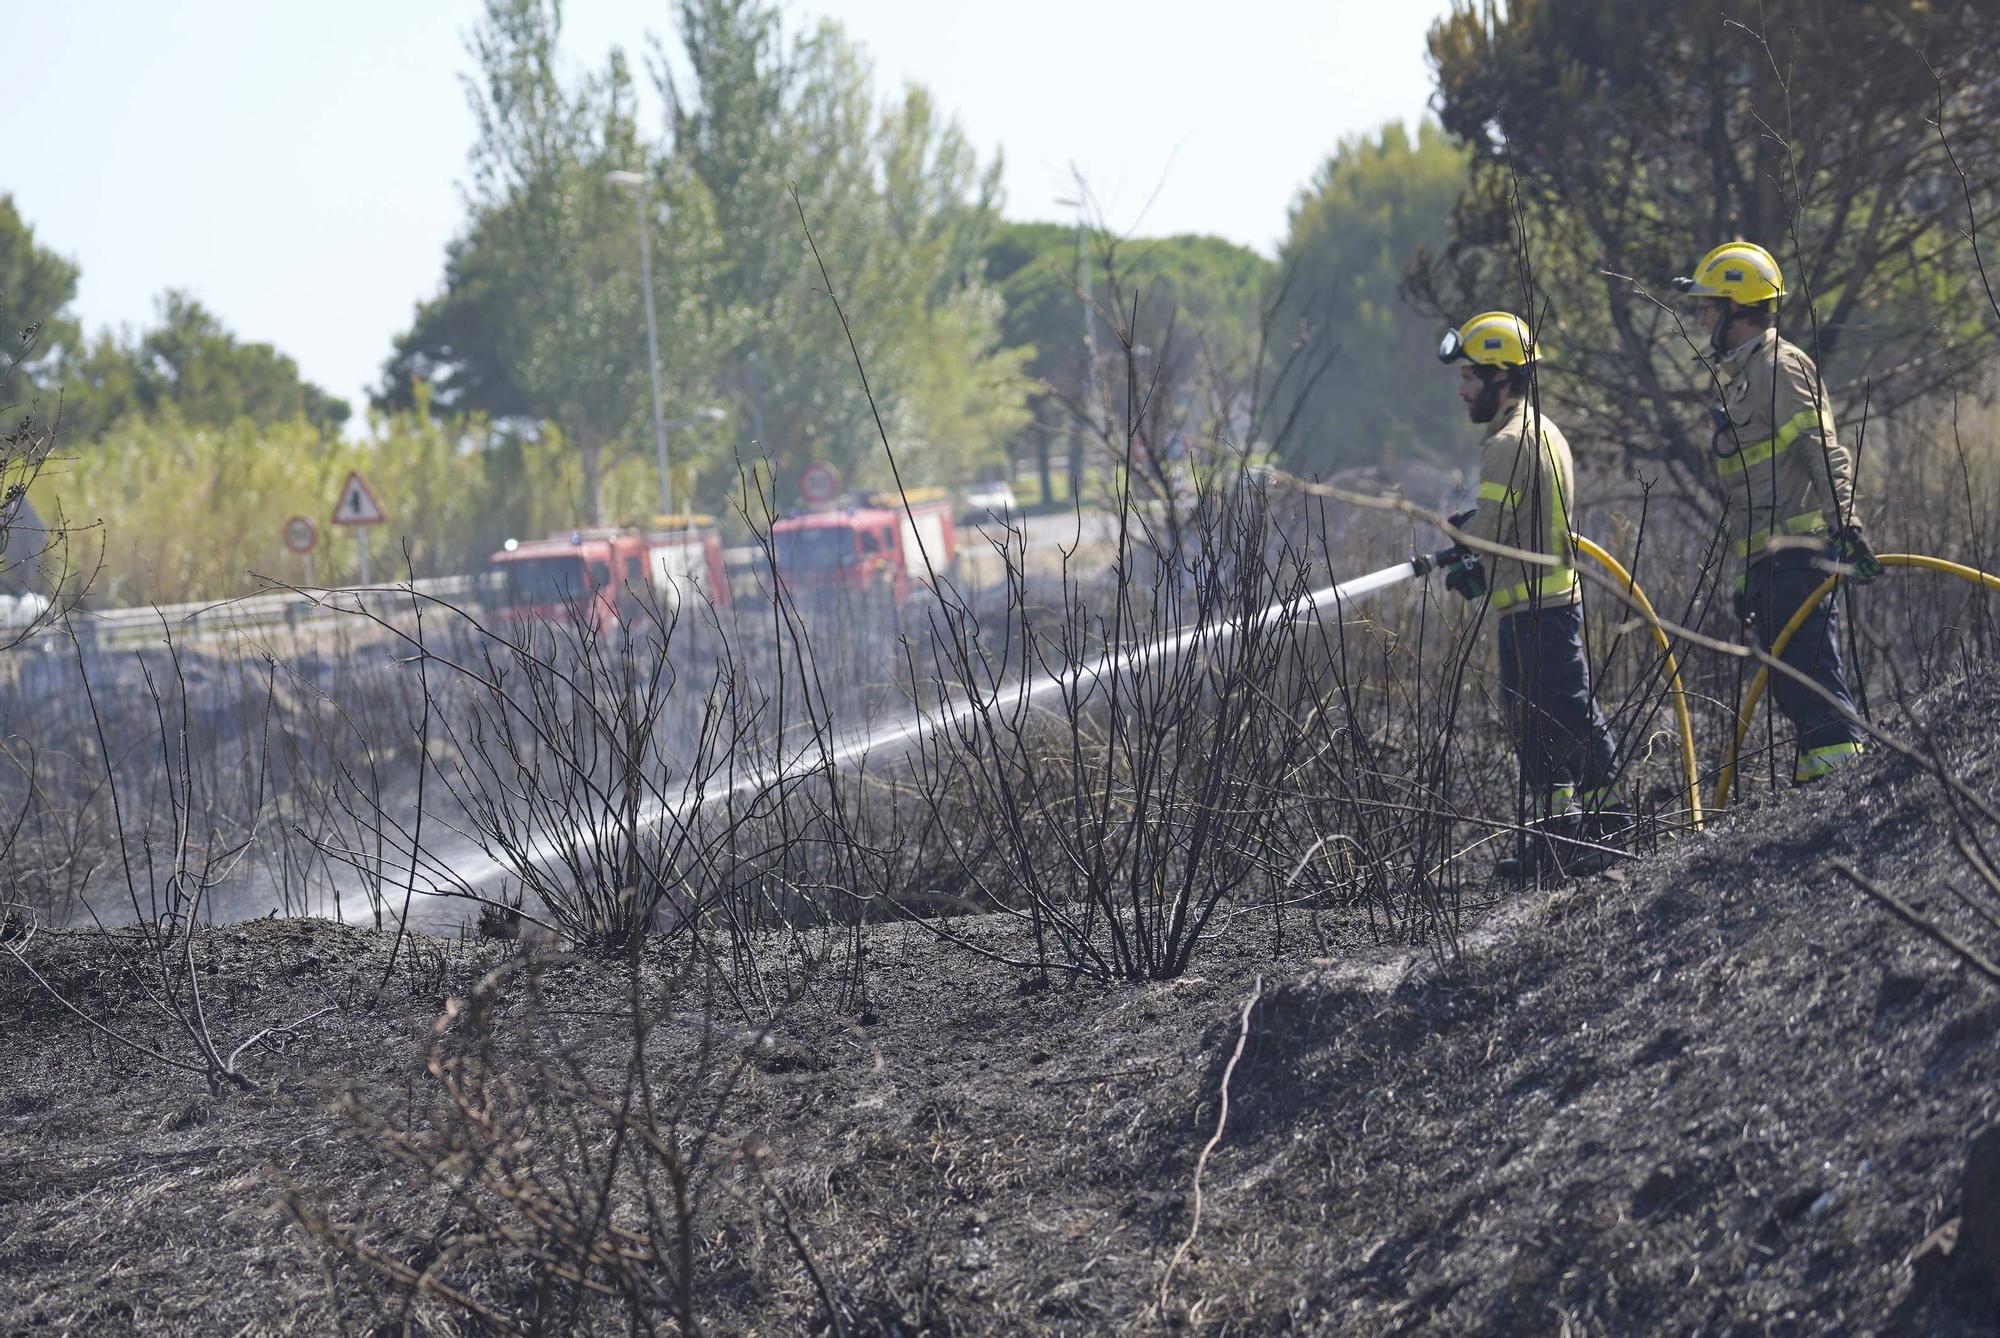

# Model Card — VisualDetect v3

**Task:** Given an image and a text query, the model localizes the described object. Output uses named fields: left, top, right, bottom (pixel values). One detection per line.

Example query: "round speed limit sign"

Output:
left=798, top=461, right=841, bottom=506
left=283, top=515, right=319, bottom=554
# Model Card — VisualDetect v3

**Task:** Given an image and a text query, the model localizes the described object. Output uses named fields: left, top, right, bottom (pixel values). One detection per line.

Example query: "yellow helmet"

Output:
left=1672, top=241, right=1786, bottom=307
left=1437, top=311, right=1545, bottom=368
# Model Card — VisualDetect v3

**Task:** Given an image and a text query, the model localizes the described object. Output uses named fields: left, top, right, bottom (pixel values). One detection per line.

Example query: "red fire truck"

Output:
left=488, top=518, right=729, bottom=634
left=769, top=490, right=957, bottom=606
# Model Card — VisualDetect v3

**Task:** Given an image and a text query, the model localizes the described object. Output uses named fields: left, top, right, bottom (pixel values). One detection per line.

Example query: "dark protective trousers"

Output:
left=1496, top=602, right=1619, bottom=811
left=1741, top=550, right=1862, bottom=753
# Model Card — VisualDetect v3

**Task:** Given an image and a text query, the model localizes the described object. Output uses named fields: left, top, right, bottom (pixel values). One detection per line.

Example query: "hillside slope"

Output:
left=1174, top=668, right=2000, bottom=1332
left=2, top=674, right=1998, bottom=1332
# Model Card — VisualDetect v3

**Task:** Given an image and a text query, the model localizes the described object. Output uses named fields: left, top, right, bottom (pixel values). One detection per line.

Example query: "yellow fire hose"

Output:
left=1715, top=553, right=2000, bottom=808
left=1570, top=534, right=1705, bottom=832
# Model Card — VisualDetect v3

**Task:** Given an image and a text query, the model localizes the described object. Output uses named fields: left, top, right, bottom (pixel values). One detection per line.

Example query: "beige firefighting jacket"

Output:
left=1461, top=394, right=1580, bottom=612
left=1709, top=327, right=1856, bottom=563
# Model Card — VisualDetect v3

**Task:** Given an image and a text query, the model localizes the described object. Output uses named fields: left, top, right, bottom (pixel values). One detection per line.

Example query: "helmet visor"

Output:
left=1437, top=329, right=1465, bottom=364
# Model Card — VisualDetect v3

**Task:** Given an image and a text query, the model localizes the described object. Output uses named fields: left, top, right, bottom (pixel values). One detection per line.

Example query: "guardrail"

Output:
left=22, top=539, right=921, bottom=652
left=35, top=552, right=778, bottom=651
left=24, top=574, right=489, bottom=651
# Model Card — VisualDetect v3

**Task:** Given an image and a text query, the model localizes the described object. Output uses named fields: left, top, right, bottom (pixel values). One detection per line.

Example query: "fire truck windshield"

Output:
left=497, top=555, right=589, bottom=605
left=774, top=527, right=855, bottom=570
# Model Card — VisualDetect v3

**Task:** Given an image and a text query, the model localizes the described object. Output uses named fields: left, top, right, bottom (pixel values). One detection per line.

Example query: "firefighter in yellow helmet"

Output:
left=1673, top=242, right=1875, bottom=783
left=1437, top=312, right=1624, bottom=879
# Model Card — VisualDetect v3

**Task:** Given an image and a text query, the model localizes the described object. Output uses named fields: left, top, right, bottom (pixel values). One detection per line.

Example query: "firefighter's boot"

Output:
left=1497, top=811, right=1586, bottom=883
left=1795, top=741, right=1863, bottom=784
left=1577, top=788, right=1637, bottom=862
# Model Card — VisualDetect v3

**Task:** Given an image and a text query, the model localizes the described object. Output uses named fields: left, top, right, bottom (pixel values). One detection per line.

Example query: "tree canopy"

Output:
left=58, top=291, right=351, bottom=442
left=1263, top=121, right=1470, bottom=476
left=380, top=0, right=1029, bottom=521
left=0, top=194, right=83, bottom=411
left=1420, top=0, right=2000, bottom=484
left=982, top=219, right=1273, bottom=484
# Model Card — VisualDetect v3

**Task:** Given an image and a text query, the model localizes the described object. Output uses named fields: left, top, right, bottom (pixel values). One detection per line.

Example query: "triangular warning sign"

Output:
left=331, top=471, right=387, bottom=527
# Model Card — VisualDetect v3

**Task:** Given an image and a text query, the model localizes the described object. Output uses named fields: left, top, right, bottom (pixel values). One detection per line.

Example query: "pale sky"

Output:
left=9, top=1, right=1449, bottom=420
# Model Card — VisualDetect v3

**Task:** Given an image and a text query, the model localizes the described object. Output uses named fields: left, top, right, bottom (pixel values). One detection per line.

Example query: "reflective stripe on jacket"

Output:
left=1709, top=328, right=1856, bottom=561
left=1461, top=396, right=1579, bottom=612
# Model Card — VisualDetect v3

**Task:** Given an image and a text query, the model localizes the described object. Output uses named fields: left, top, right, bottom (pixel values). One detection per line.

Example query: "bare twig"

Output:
left=1159, top=974, right=1263, bottom=1314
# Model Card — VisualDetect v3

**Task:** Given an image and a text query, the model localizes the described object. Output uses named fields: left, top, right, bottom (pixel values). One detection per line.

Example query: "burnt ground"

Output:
left=4, top=674, right=2000, bottom=1333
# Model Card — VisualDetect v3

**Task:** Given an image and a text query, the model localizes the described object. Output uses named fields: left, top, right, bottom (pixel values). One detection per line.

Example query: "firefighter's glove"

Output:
left=1447, top=507, right=1477, bottom=531
left=1443, top=550, right=1487, bottom=601
left=1834, top=525, right=1883, bottom=584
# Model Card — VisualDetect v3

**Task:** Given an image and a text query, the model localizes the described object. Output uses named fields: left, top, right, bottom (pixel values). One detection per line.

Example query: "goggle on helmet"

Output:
left=1437, top=311, right=1543, bottom=369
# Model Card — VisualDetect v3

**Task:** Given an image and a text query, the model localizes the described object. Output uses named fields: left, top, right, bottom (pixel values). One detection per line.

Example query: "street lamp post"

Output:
left=608, top=170, right=729, bottom=523
left=606, top=169, right=674, bottom=518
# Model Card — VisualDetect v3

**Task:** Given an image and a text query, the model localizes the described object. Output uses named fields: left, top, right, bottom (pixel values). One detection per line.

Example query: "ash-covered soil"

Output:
left=5, top=674, right=2000, bottom=1333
